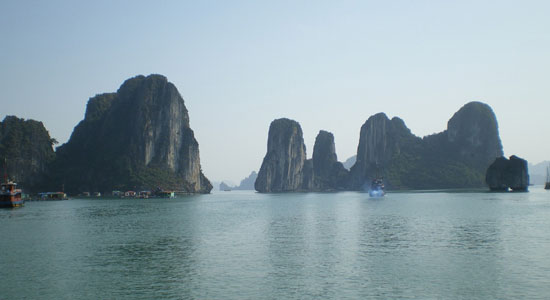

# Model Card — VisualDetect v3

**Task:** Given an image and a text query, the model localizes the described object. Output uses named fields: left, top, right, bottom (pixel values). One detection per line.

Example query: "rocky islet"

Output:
left=256, top=101, right=506, bottom=192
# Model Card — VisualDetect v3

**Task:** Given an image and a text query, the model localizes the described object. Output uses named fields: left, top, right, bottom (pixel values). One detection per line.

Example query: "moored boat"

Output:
left=36, top=192, right=68, bottom=201
left=156, top=190, right=175, bottom=199
left=0, top=180, right=24, bottom=208
left=123, top=191, right=137, bottom=198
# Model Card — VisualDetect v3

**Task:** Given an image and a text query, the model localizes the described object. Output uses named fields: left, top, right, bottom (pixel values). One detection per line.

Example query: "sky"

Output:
left=1, top=0, right=549, bottom=184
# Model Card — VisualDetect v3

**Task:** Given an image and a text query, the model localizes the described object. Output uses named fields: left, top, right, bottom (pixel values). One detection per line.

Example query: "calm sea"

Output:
left=1, top=189, right=550, bottom=299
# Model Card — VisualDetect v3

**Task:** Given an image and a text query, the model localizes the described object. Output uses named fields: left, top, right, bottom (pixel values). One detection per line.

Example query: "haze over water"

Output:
left=2, top=190, right=550, bottom=299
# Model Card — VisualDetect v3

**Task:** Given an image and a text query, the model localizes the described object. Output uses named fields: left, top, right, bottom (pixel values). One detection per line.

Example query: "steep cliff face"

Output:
left=350, top=101, right=503, bottom=190
left=256, top=101, right=504, bottom=192
left=0, top=116, right=56, bottom=191
left=54, top=74, right=211, bottom=194
left=312, top=130, right=349, bottom=191
left=486, top=155, right=529, bottom=191
left=350, top=114, right=421, bottom=189
left=255, top=122, right=350, bottom=192
left=255, top=118, right=307, bottom=192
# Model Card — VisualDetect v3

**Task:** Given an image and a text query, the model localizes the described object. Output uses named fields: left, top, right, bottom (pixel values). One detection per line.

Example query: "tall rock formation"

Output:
left=349, top=114, right=421, bottom=189
left=486, top=155, right=529, bottom=191
left=255, top=120, right=349, bottom=192
left=350, top=101, right=503, bottom=190
left=256, top=101, right=504, bottom=192
left=255, top=118, right=308, bottom=192
left=54, top=74, right=212, bottom=194
left=312, top=130, right=349, bottom=190
left=0, top=116, right=56, bottom=191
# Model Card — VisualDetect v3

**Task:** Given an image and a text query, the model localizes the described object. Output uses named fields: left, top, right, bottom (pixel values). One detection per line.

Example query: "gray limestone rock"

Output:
left=349, top=113, right=420, bottom=190
left=255, top=118, right=308, bottom=192
left=312, top=130, right=349, bottom=191
left=446, top=101, right=504, bottom=168
left=255, top=123, right=350, bottom=193
left=54, top=74, right=212, bottom=194
left=349, top=102, right=504, bottom=190
left=486, top=155, right=529, bottom=191
left=255, top=101, right=505, bottom=192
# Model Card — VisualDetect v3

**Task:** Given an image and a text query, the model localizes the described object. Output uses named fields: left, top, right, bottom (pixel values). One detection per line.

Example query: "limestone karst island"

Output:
left=255, top=101, right=529, bottom=193
left=1, top=74, right=212, bottom=201
left=0, top=74, right=531, bottom=202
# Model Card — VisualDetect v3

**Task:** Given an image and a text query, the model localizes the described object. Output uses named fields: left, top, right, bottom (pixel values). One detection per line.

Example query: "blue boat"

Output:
left=368, top=178, right=385, bottom=197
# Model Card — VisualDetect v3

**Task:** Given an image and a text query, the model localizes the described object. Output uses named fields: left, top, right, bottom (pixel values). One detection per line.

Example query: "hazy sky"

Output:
left=1, top=1, right=549, bottom=183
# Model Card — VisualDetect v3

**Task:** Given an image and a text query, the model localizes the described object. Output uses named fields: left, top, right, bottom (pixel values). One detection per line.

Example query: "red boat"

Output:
left=0, top=180, right=24, bottom=208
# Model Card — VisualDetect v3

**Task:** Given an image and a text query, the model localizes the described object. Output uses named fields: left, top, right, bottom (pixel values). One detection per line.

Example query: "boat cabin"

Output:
left=1, top=181, right=18, bottom=193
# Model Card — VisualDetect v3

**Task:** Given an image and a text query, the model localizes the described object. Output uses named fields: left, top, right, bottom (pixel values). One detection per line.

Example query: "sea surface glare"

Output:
left=1, top=189, right=550, bottom=299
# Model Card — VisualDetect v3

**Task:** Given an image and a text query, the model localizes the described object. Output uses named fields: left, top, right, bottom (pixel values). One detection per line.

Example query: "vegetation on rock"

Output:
left=51, top=74, right=212, bottom=194
left=256, top=102, right=504, bottom=192
left=349, top=102, right=503, bottom=190
left=0, top=116, right=56, bottom=191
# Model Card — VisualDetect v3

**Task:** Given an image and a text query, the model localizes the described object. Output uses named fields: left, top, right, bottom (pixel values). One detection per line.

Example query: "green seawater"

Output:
left=1, top=189, right=550, bottom=299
